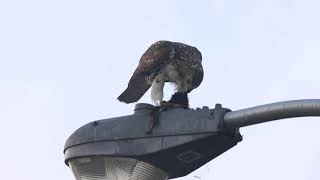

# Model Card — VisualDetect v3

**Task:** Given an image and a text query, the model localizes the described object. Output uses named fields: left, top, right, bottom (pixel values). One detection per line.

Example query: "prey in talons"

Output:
left=159, top=92, right=189, bottom=112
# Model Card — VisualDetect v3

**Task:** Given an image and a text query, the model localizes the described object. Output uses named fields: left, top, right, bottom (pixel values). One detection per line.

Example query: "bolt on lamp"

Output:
left=64, top=99, right=320, bottom=180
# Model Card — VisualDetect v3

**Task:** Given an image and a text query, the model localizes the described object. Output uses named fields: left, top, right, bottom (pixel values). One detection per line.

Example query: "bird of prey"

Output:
left=118, top=40, right=203, bottom=108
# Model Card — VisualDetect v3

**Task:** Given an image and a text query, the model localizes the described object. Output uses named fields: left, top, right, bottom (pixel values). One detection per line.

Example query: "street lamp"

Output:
left=64, top=99, right=320, bottom=180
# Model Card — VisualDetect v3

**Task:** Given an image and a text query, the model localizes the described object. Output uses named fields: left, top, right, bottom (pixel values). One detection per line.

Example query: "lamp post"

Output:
left=64, top=99, right=320, bottom=180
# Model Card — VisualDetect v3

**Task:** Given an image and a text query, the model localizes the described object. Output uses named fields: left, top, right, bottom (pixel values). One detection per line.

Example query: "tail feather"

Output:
left=118, top=75, right=151, bottom=103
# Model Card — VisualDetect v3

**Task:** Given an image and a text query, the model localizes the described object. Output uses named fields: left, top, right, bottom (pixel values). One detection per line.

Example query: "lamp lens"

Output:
left=69, top=157, right=168, bottom=180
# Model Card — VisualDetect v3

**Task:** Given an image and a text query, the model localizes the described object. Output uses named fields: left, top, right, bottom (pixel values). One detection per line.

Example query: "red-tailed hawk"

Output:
left=118, top=40, right=203, bottom=108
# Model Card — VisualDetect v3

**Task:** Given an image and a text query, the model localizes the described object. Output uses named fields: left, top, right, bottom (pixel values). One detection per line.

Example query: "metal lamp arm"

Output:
left=224, top=99, right=320, bottom=128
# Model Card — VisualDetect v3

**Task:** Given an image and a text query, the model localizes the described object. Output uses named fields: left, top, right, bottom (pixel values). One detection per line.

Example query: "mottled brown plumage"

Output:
left=118, top=40, right=203, bottom=105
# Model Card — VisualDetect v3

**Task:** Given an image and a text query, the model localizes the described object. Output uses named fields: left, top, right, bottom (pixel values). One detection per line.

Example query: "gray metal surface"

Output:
left=64, top=103, right=242, bottom=178
left=64, top=107, right=222, bottom=153
left=224, top=99, right=320, bottom=128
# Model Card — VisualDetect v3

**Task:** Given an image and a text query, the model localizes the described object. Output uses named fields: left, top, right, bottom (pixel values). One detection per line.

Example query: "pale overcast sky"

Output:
left=0, top=0, right=320, bottom=180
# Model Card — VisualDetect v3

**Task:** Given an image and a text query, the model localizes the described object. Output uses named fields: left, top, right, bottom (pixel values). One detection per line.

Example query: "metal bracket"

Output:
left=213, top=103, right=231, bottom=130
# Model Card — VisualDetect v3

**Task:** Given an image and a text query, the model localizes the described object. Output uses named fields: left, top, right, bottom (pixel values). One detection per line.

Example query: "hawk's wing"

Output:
left=118, top=41, right=174, bottom=103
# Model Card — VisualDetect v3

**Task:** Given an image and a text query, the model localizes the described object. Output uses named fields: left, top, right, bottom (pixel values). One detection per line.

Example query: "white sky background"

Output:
left=0, top=0, right=320, bottom=179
